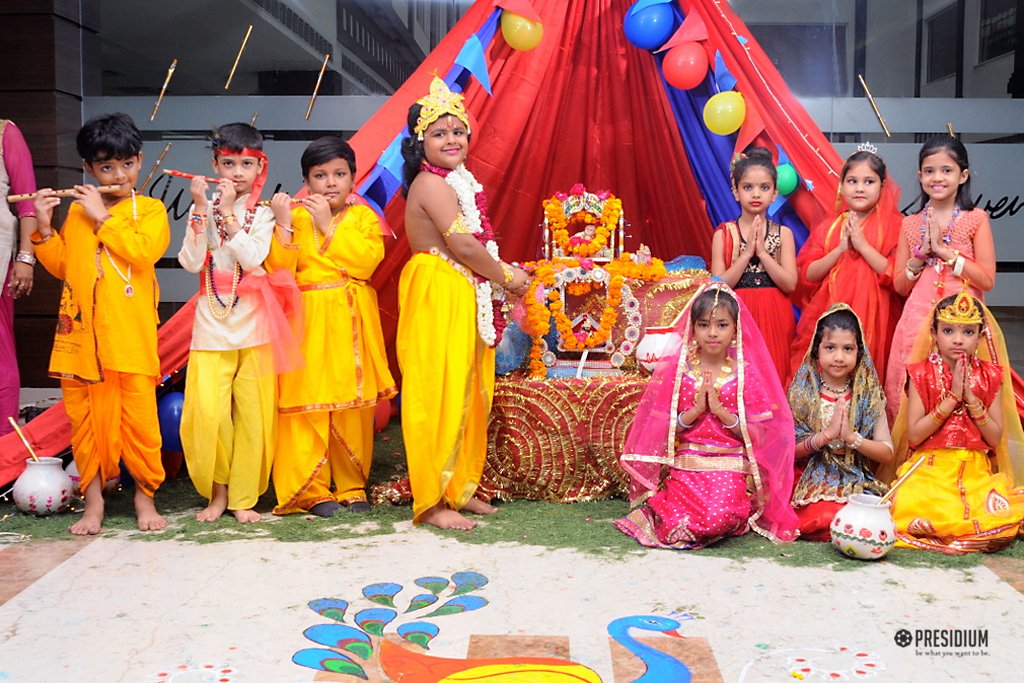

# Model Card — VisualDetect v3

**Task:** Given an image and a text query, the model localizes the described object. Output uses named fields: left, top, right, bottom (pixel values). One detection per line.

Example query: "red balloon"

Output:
left=662, top=42, right=708, bottom=90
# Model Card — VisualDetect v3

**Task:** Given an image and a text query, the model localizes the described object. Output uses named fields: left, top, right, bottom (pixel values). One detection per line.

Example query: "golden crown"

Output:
left=936, top=290, right=983, bottom=326
left=414, top=77, right=471, bottom=139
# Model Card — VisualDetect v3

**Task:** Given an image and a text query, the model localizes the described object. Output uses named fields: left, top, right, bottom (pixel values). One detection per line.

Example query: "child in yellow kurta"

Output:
left=266, top=136, right=396, bottom=516
left=32, top=113, right=169, bottom=535
left=397, top=78, right=530, bottom=530
left=178, top=123, right=297, bottom=524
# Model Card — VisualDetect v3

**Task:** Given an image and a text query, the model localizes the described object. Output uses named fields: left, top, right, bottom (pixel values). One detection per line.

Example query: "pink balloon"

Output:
left=662, top=42, right=708, bottom=90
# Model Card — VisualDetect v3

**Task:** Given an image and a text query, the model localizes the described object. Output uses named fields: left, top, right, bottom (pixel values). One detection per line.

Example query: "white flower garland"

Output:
left=444, top=164, right=502, bottom=347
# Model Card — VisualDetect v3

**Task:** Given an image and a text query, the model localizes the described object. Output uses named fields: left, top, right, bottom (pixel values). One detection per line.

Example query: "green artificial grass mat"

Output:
left=3, top=419, right=1023, bottom=573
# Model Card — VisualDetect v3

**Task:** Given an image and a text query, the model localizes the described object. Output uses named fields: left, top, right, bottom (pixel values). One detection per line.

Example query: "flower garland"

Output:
left=520, top=255, right=666, bottom=377
left=544, top=185, right=622, bottom=258
left=421, top=161, right=505, bottom=346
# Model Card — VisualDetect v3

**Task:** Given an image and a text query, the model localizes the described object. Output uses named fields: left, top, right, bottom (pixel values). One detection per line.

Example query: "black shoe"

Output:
left=310, top=501, right=342, bottom=518
left=347, top=501, right=371, bottom=513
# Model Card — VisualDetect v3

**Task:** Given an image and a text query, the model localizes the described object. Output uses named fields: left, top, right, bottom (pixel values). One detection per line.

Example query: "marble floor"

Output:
left=1, top=524, right=1023, bottom=682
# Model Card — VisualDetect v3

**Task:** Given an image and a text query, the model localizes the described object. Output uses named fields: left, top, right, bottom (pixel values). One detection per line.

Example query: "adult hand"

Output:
left=9, top=262, right=33, bottom=298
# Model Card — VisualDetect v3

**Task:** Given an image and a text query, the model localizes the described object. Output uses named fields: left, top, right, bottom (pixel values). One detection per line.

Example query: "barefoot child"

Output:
left=397, top=77, right=530, bottom=530
left=267, top=135, right=396, bottom=517
left=178, top=122, right=300, bottom=523
left=32, top=112, right=169, bottom=535
left=791, top=147, right=903, bottom=383
left=616, top=282, right=798, bottom=549
left=886, top=292, right=1024, bottom=553
left=711, top=147, right=798, bottom=384
left=789, top=305, right=893, bottom=541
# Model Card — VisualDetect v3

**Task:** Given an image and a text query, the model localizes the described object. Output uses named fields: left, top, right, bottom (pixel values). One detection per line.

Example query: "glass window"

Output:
left=927, top=5, right=958, bottom=82
left=980, top=0, right=1017, bottom=62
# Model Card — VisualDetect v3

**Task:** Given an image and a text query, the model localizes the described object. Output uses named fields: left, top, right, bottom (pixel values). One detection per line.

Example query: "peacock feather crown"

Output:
left=414, top=77, right=471, bottom=139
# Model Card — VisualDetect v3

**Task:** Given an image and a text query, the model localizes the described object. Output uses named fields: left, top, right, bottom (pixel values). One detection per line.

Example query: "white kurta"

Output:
left=177, top=194, right=275, bottom=350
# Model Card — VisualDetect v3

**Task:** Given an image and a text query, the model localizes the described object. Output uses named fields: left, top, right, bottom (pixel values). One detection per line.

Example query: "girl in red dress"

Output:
left=791, top=148, right=903, bottom=384
left=711, top=147, right=797, bottom=384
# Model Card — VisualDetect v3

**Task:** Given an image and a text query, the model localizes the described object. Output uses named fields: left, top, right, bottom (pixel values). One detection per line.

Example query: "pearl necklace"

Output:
left=204, top=194, right=253, bottom=318
left=98, top=189, right=137, bottom=298
left=312, top=212, right=341, bottom=254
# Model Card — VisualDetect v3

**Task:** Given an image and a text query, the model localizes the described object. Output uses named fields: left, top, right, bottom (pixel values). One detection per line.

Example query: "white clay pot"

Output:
left=636, top=326, right=676, bottom=372
left=12, top=457, right=74, bottom=516
left=830, top=492, right=896, bottom=560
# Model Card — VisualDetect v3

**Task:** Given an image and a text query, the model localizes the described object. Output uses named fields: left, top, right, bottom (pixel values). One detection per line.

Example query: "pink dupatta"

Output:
left=620, top=279, right=799, bottom=542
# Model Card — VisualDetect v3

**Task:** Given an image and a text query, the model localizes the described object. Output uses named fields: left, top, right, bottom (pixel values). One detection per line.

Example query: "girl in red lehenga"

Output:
left=884, top=135, right=995, bottom=423
left=615, top=282, right=798, bottom=550
left=711, top=147, right=797, bottom=385
left=790, top=147, right=903, bottom=384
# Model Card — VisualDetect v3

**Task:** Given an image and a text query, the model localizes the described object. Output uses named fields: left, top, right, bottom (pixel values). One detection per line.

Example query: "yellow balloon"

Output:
left=501, top=11, right=543, bottom=51
left=703, top=91, right=746, bottom=136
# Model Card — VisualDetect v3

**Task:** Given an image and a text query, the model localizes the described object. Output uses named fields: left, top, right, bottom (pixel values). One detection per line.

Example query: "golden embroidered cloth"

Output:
left=479, top=375, right=648, bottom=502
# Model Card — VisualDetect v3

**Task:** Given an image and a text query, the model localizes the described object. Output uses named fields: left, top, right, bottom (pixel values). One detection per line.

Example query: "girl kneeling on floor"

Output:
left=615, top=281, right=798, bottom=549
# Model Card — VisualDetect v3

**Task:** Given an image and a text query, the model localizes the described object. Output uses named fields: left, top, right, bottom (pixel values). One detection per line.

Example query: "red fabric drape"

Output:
left=355, top=0, right=714, bottom=372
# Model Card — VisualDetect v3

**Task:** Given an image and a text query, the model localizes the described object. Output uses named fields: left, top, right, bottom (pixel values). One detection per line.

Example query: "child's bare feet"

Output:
left=420, top=502, right=476, bottom=530
left=134, top=489, right=166, bottom=531
left=462, top=497, right=498, bottom=515
left=69, top=478, right=104, bottom=536
left=232, top=508, right=262, bottom=523
left=196, top=483, right=228, bottom=522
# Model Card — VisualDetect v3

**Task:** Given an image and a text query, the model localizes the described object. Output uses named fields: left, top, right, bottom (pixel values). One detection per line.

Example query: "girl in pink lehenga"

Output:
left=615, top=282, right=799, bottom=549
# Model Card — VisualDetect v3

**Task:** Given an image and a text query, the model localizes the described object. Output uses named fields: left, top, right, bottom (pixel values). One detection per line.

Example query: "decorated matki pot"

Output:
left=830, top=493, right=896, bottom=560
left=636, top=326, right=675, bottom=372
left=13, top=457, right=74, bottom=516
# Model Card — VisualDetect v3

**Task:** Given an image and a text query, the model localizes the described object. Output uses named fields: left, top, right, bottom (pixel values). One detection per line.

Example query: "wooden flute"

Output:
left=7, top=185, right=121, bottom=203
left=162, top=169, right=221, bottom=183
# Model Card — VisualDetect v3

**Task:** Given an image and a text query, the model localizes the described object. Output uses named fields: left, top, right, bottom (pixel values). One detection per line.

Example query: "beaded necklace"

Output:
left=312, top=212, right=341, bottom=255
left=97, top=189, right=137, bottom=298
left=205, top=195, right=255, bottom=318
left=919, top=204, right=959, bottom=267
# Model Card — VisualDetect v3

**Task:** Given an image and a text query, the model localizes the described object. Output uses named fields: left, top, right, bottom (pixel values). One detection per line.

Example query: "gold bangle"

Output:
left=929, top=410, right=946, bottom=425
left=223, top=214, right=239, bottom=224
left=500, top=262, right=514, bottom=286
left=31, top=232, right=54, bottom=245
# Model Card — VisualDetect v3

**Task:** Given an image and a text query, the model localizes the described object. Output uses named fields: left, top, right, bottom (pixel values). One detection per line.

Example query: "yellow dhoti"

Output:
left=397, top=252, right=495, bottom=523
left=180, top=346, right=276, bottom=510
left=272, top=406, right=375, bottom=513
left=62, top=372, right=163, bottom=497
left=891, top=448, right=1024, bottom=554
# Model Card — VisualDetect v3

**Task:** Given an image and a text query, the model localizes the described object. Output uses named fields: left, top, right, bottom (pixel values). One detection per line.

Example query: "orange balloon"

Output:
left=501, top=11, right=543, bottom=51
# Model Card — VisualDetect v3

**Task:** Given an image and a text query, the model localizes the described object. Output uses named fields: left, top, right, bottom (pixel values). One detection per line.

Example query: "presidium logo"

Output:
left=894, top=628, right=989, bottom=657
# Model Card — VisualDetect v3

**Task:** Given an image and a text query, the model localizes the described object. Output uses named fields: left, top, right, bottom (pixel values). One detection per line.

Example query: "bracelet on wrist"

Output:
left=952, top=255, right=966, bottom=277
left=905, top=266, right=923, bottom=281
left=848, top=433, right=864, bottom=451
left=677, top=413, right=694, bottom=429
left=31, top=232, right=54, bottom=245
left=14, top=251, right=36, bottom=266
left=720, top=413, right=740, bottom=430
left=276, top=223, right=294, bottom=234
left=973, top=411, right=990, bottom=426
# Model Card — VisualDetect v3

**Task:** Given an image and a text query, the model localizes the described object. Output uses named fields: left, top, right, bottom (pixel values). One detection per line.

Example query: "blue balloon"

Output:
left=623, top=3, right=680, bottom=51
left=157, top=391, right=185, bottom=452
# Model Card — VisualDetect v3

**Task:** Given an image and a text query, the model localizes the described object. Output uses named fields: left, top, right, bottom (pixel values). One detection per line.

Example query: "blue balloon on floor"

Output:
left=157, top=391, right=185, bottom=452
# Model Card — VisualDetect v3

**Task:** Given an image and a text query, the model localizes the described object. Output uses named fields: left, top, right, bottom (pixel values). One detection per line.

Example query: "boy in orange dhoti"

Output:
left=267, top=136, right=396, bottom=517
left=32, top=113, right=170, bottom=535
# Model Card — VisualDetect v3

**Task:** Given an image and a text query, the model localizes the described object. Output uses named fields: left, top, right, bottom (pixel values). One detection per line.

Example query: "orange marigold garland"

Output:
left=521, top=254, right=666, bottom=378
left=544, top=184, right=622, bottom=259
